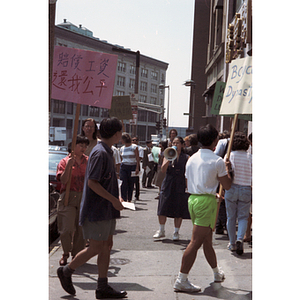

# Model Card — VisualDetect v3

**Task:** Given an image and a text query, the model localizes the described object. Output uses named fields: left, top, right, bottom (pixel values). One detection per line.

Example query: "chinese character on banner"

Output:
left=51, top=46, right=118, bottom=109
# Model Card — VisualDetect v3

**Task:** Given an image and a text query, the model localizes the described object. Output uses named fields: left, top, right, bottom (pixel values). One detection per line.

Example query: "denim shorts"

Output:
left=188, top=194, right=217, bottom=229
left=82, top=218, right=116, bottom=241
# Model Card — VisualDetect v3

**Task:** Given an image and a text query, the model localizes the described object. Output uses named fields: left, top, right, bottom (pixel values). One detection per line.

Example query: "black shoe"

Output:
left=236, top=240, right=244, bottom=255
left=215, top=228, right=224, bottom=234
left=57, top=267, right=76, bottom=295
left=96, top=285, right=127, bottom=299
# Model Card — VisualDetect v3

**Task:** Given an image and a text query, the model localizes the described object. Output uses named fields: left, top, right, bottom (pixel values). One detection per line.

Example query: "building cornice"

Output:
left=55, top=26, right=168, bottom=70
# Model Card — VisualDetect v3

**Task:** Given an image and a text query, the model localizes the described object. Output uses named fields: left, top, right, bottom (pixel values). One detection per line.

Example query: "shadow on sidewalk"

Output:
left=73, top=281, right=152, bottom=292
left=201, top=282, right=252, bottom=299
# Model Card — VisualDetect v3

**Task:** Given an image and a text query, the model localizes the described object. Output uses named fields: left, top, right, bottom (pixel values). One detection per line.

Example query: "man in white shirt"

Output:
left=174, top=124, right=233, bottom=293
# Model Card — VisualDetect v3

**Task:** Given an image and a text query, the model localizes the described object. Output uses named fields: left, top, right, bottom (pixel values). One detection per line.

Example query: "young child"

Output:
left=174, top=124, right=233, bottom=293
left=56, top=135, right=89, bottom=266
left=57, top=117, right=127, bottom=299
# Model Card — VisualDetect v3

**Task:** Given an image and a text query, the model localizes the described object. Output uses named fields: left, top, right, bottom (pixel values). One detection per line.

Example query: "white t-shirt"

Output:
left=120, top=144, right=138, bottom=165
left=185, top=149, right=228, bottom=195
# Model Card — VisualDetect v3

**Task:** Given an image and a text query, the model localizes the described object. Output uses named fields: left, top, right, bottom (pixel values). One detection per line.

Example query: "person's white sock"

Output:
left=174, top=227, right=179, bottom=233
left=178, top=272, right=188, bottom=281
left=159, top=224, right=165, bottom=232
left=212, top=266, right=220, bottom=273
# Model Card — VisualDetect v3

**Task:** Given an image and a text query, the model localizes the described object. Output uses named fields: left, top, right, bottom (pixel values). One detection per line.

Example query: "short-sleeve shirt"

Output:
left=225, top=150, right=252, bottom=186
left=185, top=149, right=228, bottom=195
left=79, top=141, right=120, bottom=225
left=120, top=144, right=137, bottom=165
left=56, top=154, right=88, bottom=193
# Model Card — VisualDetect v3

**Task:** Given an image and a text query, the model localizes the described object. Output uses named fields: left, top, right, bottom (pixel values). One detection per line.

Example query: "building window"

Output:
left=129, top=78, right=135, bottom=90
left=151, top=84, right=157, bottom=94
left=89, top=106, right=100, bottom=117
left=138, top=109, right=147, bottom=121
left=140, top=81, right=147, bottom=92
left=151, top=71, right=158, bottom=80
left=148, top=112, right=156, bottom=123
left=66, top=102, right=73, bottom=114
left=116, top=90, right=125, bottom=96
left=101, top=108, right=109, bottom=118
left=235, top=0, right=244, bottom=12
left=140, top=95, right=147, bottom=103
left=117, top=61, right=126, bottom=72
left=82, top=105, right=89, bottom=116
left=161, top=73, right=165, bottom=83
left=150, top=97, right=157, bottom=104
left=130, top=65, right=136, bottom=75
left=53, top=100, right=65, bottom=114
left=117, top=76, right=125, bottom=87
left=141, top=68, right=148, bottom=78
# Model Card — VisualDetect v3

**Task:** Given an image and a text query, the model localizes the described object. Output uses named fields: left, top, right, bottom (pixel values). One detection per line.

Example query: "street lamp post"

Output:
left=184, top=79, right=196, bottom=131
left=159, top=84, right=170, bottom=138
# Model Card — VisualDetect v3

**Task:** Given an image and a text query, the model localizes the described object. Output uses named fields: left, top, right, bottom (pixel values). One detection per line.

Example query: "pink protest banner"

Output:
left=51, top=46, right=118, bottom=109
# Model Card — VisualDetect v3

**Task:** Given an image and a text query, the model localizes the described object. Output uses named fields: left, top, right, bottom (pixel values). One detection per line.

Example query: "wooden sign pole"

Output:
left=213, top=113, right=238, bottom=231
left=64, top=103, right=81, bottom=206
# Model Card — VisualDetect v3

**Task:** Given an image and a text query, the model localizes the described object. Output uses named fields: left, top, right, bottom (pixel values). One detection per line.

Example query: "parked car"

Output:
left=48, top=145, right=68, bottom=151
left=48, top=148, right=68, bottom=244
left=49, top=183, right=60, bottom=243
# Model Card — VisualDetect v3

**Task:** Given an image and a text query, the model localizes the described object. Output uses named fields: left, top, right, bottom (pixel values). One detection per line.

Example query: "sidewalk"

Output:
left=49, top=186, right=252, bottom=300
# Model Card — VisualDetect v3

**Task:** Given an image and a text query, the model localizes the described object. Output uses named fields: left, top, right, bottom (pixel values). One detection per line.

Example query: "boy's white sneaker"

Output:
left=214, top=268, right=225, bottom=282
left=153, top=230, right=165, bottom=238
left=174, top=278, right=201, bottom=293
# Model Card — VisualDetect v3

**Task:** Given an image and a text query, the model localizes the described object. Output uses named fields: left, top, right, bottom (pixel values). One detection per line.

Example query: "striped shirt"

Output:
left=226, top=150, right=252, bottom=186
left=120, top=144, right=138, bottom=165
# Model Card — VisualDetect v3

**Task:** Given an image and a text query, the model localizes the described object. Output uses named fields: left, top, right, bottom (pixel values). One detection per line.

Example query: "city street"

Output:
left=49, top=184, right=252, bottom=300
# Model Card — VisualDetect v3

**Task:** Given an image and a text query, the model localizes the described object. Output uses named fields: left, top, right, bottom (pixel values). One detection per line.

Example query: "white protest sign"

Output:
left=219, top=56, right=252, bottom=115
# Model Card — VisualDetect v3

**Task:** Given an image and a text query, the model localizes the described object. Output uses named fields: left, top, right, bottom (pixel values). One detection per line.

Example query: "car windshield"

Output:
left=49, top=152, right=68, bottom=172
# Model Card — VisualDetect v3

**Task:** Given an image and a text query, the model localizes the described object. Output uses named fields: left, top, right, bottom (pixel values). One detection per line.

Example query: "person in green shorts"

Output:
left=174, top=124, right=233, bottom=293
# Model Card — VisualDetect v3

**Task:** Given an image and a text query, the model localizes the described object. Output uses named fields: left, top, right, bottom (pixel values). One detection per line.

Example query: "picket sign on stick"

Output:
left=64, top=103, right=81, bottom=206
left=213, top=113, right=238, bottom=231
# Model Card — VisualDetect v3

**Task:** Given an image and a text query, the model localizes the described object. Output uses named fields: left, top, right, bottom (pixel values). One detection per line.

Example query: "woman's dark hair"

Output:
left=173, top=136, right=184, bottom=145
left=81, top=118, right=98, bottom=140
left=189, top=134, right=198, bottom=146
left=99, top=117, right=122, bottom=139
left=169, top=129, right=178, bottom=138
left=68, top=135, right=89, bottom=152
left=232, top=132, right=250, bottom=151
left=160, top=140, right=168, bottom=150
left=121, top=132, right=131, bottom=144
left=197, top=124, right=219, bottom=146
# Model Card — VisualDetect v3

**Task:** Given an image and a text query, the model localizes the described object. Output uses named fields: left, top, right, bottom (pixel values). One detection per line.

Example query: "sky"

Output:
left=55, top=0, right=195, bottom=128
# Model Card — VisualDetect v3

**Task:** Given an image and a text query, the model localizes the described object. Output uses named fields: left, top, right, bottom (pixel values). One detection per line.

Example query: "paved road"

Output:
left=49, top=185, right=252, bottom=299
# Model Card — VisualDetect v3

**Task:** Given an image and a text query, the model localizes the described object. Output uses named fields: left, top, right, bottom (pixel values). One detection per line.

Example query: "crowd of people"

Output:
left=54, top=117, right=252, bottom=298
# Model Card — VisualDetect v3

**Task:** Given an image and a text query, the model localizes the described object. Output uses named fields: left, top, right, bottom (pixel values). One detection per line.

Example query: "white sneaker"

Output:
left=214, top=268, right=225, bottom=282
left=173, top=232, right=179, bottom=241
left=153, top=230, right=165, bottom=238
left=174, top=278, right=201, bottom=293
left=227, top=243, right=236, bottom=251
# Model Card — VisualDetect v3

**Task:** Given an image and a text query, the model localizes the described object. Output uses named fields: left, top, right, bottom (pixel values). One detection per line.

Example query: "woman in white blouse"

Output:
left=119, top=133, right=139, bottom=202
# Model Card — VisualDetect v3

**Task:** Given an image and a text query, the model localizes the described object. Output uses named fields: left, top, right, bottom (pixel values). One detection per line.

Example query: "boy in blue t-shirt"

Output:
left=57, top=117, right=127, bottom=299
